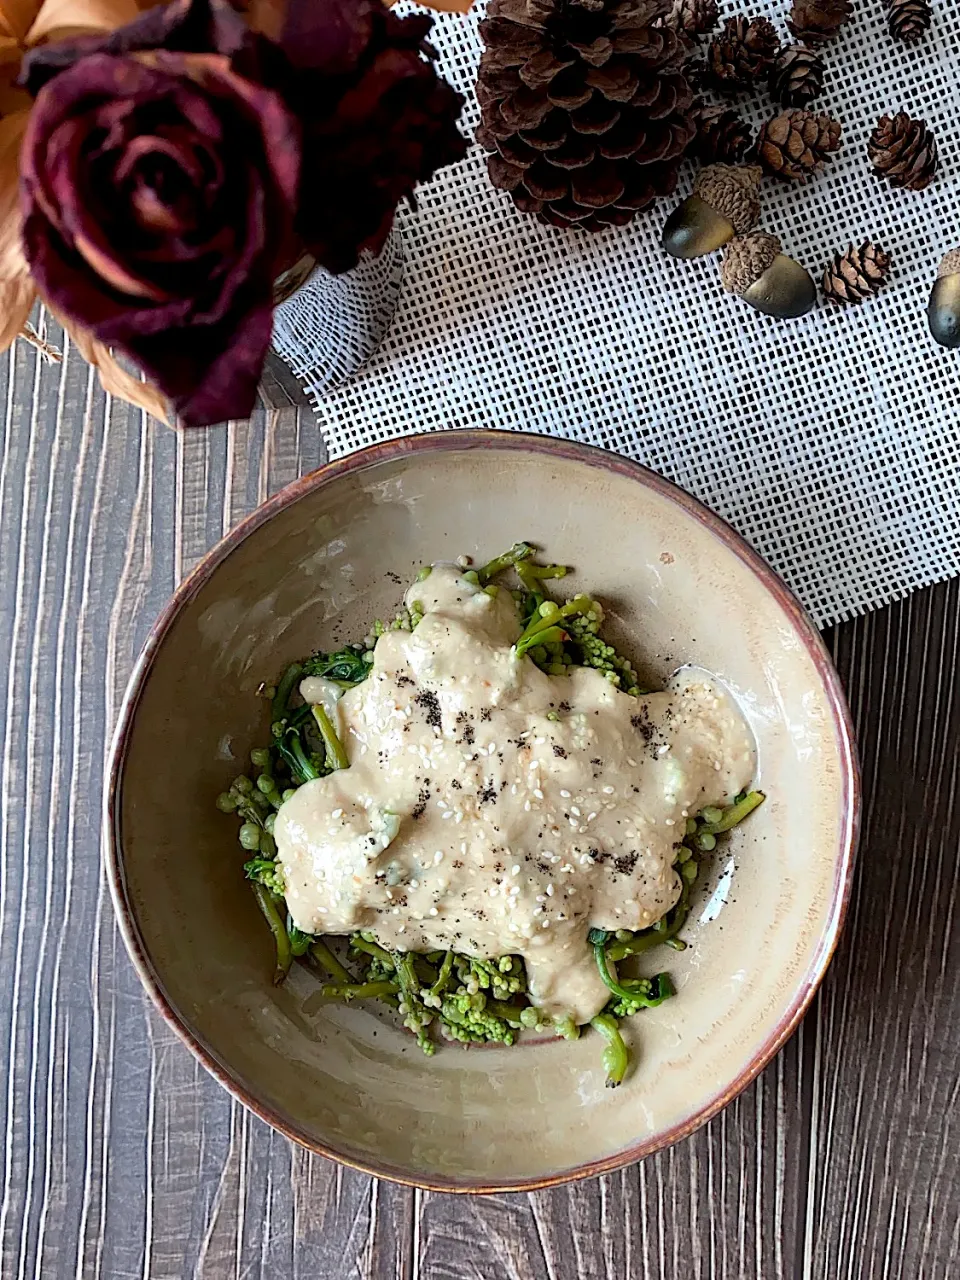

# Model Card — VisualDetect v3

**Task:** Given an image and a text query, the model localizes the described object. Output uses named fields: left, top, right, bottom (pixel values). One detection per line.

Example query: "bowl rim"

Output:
left=104, top=428, right=860, bottom=1194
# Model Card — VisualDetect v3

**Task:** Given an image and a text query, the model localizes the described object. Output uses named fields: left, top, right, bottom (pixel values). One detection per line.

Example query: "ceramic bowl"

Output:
left=106, top=431, right=859, bottom=1192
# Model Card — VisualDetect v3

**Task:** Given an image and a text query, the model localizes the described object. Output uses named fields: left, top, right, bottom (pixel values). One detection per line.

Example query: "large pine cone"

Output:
left=822, top=242, right=891, bottom=304
left=477, top=0, right=696, bottom=232
left=868, top=112, right=938, bottom=189
left=769, top=45, right=824, bottom=107
left=787, top=0, right=852, bottom=44
left=886, top=0, right=932, bottom=42
left=756, top=108, right=841, bottom=180
left=706, top=15, right=780, bottom=93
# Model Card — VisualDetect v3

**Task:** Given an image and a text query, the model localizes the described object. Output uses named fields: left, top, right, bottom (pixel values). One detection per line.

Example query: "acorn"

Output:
left=661, top=163, right=763, bottom=259
left=720, top=231, right=817, bottom=317
left=927, top=248, right=960, bottom=349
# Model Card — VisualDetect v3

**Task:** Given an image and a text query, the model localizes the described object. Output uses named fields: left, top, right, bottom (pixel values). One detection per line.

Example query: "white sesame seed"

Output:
left=560, top=789, right=571, bottom=798
left=511, top=865, right=520, bottom=876
left=602, top=786, right=615, bottom=795
left=332, top=808, right=343, bottom=819
left=546, top=884, right=554, bottom=896
left=570, top=806, right=581, bottom=816
left=429, top=907, right=439, bottom=916
left=587, top=812, right=598, bottom=821
left=533, top=789, right=545, bottom=800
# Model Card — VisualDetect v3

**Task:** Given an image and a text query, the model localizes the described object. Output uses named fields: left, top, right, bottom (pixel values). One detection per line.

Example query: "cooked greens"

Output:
left=217, top=546, right=764, bottom=1086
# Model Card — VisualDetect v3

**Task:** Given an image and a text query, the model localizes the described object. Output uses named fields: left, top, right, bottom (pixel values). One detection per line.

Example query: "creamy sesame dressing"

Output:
left=275, top=566, right=755, bottom=1024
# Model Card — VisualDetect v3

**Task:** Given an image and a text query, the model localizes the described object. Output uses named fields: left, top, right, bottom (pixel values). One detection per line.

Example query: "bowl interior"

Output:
left=111, top=435, right=855, bottom=1190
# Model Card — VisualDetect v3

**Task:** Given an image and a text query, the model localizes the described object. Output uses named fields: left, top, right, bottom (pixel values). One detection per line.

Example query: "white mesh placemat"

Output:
left=312, top=0, right=960, bottom=628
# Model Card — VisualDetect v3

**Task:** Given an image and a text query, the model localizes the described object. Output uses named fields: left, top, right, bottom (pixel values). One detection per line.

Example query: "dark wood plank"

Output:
left=1, top=330, right=958, bottom=1278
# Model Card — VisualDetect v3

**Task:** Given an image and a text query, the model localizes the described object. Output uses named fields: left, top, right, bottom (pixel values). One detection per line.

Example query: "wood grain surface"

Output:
left=1, top=331, right=957, bottom=1280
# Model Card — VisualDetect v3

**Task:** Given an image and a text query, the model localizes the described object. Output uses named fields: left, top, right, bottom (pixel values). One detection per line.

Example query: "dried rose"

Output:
left=19, top=0, right=466, bottom=426
left=276, top=0, right=468, bottom=273
left=19, top=44, right=300, bottom=426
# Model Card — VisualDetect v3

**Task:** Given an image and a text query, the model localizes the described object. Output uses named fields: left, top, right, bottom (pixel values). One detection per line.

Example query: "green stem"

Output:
left=522, top=563, right=567, bottom=580
left=478, top=542, right=534, bottom=583
left=322, top=980, right=399, bottom=1002
left=272, top=662, right=302, bottom=723
left=311, top=704, right=349, bottom=771
left=593, top=938, right=664, bottom=1003
left=517, top=625, right=568, bottom=656
left=591, top=1014, right=629, bottom=1088
left=251, top=884, right=292, bottom=985
left=515, top=595, right=592, bottom=652
left=429, top=950, right=454, bottom=1001
left=309, top=938, right=354, bottom=984
left=700, top=790, right=765, bottom=834
left=351, top=936, right=396, bottom=968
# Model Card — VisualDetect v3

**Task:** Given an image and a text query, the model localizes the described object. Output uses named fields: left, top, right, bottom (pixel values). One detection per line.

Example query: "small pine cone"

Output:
left=720, top=230, right=781, bottom=295
left=694, top=162, right=763, bottom=232
left=707, top=16, right=780, bottom=93
left=769, top=45, right=824, bottom=106
left=756, top=108, right=842, bottom=181
left=822, top=242, right=892, bottom=304
left=868, top=112, right=938, bottom=190
left=787, top=0, right=852, bottom=44
left=886, top=0, right=931, bottom=41
left=668, top=0, right=719, bottom=37
left=689, top=102, right=753, bottom=163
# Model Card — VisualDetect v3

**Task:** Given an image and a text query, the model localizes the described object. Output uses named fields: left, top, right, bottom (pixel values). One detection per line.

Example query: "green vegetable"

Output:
left=700, top=790, right=765, bottom=833
left=309, top=938, right=355, bottom=984
left=312, top=703, right=349, bottom=771
left=244, top=856, right=285, bottom=896
left=590, top=1014, right=629, bottom=1088
left=322, top=979, right=399, bottom=1001
left=301, top=646, right=373, bottom=686
left=271, top=663, right=302, bottom=723
left=250, top=884, right=292, bottom=985
left=478, top=542, right=535, bottom=583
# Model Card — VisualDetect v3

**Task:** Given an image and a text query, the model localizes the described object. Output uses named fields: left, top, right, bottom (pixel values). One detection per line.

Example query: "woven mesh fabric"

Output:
left=310, top=0, right=960, bottom=628
left=271, top=228, right=404, bottom=395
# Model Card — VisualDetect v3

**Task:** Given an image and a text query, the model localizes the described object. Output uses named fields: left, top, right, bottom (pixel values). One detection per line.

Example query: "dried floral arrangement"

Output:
left=0, top=0, right=470, bottom=425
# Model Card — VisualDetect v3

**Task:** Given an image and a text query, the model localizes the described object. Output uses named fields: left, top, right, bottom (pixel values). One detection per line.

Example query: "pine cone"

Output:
left=868, top=112, right=938, bottom=190
left=684, top=56, right=710, bottom=92
left=787, top=0, right=852, bottom=45
left=886, top=0, right=931, bottom=41
left=756, top=108, right=841, bottom=181
left=476, top=0, right=696, bottom=232
left=822, top=242, right=891, bottom=304
left=769, top=45, right=824, bottom=106
left=667, top=0, right=718, bottom=37
left=689, top=101, right=753, bottom=162
left=707, top=15, right=780, bottom=93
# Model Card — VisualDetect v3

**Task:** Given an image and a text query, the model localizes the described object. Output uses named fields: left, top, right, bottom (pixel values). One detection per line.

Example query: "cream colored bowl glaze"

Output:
left=106, top=432, right=858, bottom=1192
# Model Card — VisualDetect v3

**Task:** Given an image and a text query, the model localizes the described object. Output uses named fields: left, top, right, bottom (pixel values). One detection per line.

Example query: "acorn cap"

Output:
left=937, top=247, right=960, bottom=280
left=720, top=230, right=781, bottom=293
left=693, top=163, right=764, bottom=234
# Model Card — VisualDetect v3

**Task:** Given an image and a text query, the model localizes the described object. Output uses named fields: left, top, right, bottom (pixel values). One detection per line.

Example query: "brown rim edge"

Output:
left=104, top=428, right=861, bottom=1195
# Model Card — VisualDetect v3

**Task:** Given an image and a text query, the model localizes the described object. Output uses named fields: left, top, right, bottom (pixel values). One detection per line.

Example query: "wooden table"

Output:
left=1, top=346, right=957, bottom=1280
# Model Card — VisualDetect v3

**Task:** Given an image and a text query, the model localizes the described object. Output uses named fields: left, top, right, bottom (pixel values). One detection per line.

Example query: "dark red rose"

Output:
left=23, top=0, right=468, bottom=276
left=19, top=0, right=467, bottom=426
left=20, top=47, right=300, bottom=426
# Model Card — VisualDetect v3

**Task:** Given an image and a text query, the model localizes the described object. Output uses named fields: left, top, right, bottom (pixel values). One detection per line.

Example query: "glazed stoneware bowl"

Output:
left=106, top=430, right=859, bottom=1192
